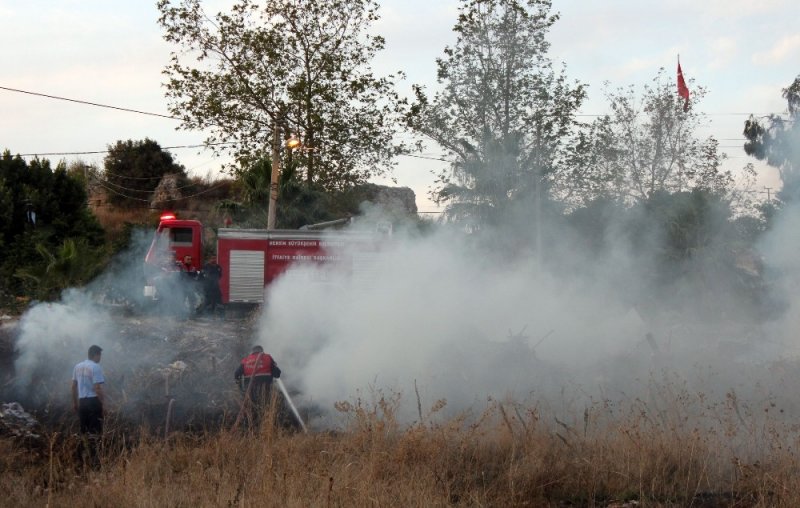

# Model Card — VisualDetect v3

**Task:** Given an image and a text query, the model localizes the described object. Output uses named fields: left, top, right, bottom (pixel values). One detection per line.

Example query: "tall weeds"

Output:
left=3, top=379, right=800, bottom=507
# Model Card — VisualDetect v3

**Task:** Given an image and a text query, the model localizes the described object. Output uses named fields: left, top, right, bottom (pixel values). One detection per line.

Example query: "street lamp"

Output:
left=286, top=133, right=301, bottom=149
left=266, top=127, right=303, bottom=230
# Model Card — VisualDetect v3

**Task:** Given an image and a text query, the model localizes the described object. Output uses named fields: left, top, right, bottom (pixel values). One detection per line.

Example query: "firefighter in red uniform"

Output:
left=234, top=345, right=281, bottom=410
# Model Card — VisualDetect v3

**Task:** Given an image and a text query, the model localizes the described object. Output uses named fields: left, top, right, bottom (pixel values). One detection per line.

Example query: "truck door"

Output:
left=228, top=250, right=266, bottom=303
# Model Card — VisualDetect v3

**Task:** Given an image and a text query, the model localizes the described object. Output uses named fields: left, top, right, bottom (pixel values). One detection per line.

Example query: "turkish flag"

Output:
left=677, top=62, right=690, bottom=112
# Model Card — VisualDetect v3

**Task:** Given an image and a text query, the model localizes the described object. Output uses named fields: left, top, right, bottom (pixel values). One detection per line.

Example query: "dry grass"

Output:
left=3, top=382, right=800, bottom=508
left=91, top=206, right=158, bottom=242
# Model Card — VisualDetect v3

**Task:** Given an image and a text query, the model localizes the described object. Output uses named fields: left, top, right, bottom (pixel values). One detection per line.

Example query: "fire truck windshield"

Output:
left=169, top=227, right=194, bottom=246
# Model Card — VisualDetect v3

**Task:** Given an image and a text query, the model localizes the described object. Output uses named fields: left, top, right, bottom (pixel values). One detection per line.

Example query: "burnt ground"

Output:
left=0, top=307, right=305, bottom=440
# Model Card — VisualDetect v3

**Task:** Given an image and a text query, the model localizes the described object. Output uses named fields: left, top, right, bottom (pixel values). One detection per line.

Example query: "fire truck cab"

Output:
left=143, top=212, right=203, bottom=299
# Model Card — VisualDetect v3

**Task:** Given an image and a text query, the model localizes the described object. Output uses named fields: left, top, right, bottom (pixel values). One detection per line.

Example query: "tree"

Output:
left=0, top=152, right=106, bottom=301
left=0, top=177, right=11, bottom=252
left=743, top=75, right=800, bottom=202
left=562, top=70, right=734, bottom=207
left=235, top=156, right=377, bottom=229
left=157, top=0, right=405, bottom=190
left=66, top=159, right=101, bottom=196
left=407, top=0, right=586, bottom=230
left=102, top=139, right=187, bottom=208
left=15, top=238, right=108, bottom=301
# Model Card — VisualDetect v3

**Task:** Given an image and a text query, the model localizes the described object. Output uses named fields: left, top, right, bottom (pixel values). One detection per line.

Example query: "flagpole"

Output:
left=677, top=54, right=683, bottom=191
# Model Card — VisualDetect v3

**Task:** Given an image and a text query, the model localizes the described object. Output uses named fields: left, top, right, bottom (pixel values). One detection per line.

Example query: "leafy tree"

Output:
left=0, top=177, right=11, bottom=251
left=15, top=238, right=108, bottom=301
left=564, top=188, right=763, bottom=321
left=630, top=189, right=755, bottom=319
left=0, top=152, right=106, bottom=301
left=103, top=139, right=187, bottom=208
left=563, top=70, right=733, bottom=207
left=743, top=75, right=800, bottom=202
left=66, top=159, right=101, bottom=195
left=235, top=156, right=361, bottom=229
left=407, top=0, right=586, bottom=230
left=157, top=0, right=405, bottom=190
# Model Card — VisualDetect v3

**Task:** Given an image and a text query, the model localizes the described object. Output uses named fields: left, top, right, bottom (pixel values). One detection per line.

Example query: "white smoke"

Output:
left=9, top=228, right=167, bottom=412
left=253, top=200, right=800, bottom=428
left=757, top=202, right=800, bottom=356
left=13, top=290, right=115, bottom=394
left=8, top=200, right=800, bottom=432
left=256, top=214, right=658, bottom=425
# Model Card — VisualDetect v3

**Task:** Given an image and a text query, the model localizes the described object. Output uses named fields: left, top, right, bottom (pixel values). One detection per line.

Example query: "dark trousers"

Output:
left=241, top=378, right=274, bottom=426
left=203, top=282, right=223, bottom=315
left=77, top=397, right=103, bottom=469
left=78, top=397, right=103, bottom=435
left=243, top=378, right=273, bottom=404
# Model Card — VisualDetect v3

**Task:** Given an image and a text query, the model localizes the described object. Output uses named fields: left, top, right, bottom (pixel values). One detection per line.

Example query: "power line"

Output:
left=15, top=141, right=236, bottom=158
left=0, top=85, right=180, bottom=120
left=92, top=178, right=151, bottom=202
left=97, top=175, right=207, bottom=193
left=102, top=171, right=176, bottom=181
left=91, top=174, right=231, bottom=202
left=4, top=84, right=791, bottom=128
left=399, top=153, right=452, bottom=163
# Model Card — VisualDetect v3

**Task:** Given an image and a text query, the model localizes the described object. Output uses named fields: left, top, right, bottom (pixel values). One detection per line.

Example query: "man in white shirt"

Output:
left=71, top=345, right=105, bottom=435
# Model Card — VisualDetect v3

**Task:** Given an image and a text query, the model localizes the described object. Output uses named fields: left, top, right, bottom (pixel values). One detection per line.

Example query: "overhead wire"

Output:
left=0, top=85, right=180, bottom=120
left=0, top=85, right=784, bottom=165
left=1, top=84, right=787, bottom=206
left=101, top=172, right=174, bottom=181
left=15, top=141, right=236, bottom=159
left=91, top=178, right=152, bottom=202
left=97, top=175, right=208, bottom=193
left=89, top=173, right=231, bottom=202
left=1, top=84, right=793, bottom=128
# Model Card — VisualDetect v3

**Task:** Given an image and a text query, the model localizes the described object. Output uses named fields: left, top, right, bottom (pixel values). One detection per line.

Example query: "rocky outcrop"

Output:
left=151, top=173, right=184, bottom=209
left=0, top=402, right=42, bottom=442
left=354, top=183, right=417, bottom=215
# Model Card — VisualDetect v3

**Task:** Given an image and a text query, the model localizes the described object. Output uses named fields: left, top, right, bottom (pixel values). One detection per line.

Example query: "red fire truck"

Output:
left=143, top=212, right=381, bottom=305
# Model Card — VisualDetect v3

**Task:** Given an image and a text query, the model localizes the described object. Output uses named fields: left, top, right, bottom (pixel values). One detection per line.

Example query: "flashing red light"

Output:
left=160, top=211, right=177, bottom=221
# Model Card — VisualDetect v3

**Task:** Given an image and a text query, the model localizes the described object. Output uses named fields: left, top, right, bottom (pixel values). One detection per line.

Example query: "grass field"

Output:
left=3, top=378, right=800, bottom=508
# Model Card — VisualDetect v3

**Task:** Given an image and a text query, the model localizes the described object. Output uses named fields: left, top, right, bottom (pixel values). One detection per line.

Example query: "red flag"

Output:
left=677, top=61, right=690, bottom=112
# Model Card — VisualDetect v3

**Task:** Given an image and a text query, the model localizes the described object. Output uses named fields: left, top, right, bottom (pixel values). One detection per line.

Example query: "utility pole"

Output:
left=83, top=163, right=89, bottom=206
left=764, top=186, right=772, bottom=203
left=267, top=122, right=280, bottom=230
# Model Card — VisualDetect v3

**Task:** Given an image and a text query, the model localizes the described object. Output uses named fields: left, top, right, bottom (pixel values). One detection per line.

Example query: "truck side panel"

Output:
left=217, top=229, right=380, bottom=304
left=217, top=235, right=268, bottom=304
left=265, top=238, right=331, bottom=284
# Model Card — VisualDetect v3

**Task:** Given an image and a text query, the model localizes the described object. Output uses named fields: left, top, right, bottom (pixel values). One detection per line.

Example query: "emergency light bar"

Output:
left=160, top=211, right=177, bottom=221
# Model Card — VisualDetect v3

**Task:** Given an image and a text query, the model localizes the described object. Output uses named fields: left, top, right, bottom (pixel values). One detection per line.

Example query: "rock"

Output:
left=354, top=183, right=418, bottom=215
left=151, top=173, right=184, bottom=208
left=0, top=402, right=42, bottom=441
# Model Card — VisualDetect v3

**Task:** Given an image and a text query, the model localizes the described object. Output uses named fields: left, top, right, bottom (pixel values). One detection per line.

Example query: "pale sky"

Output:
left=1, top=0, right=798, bottom=212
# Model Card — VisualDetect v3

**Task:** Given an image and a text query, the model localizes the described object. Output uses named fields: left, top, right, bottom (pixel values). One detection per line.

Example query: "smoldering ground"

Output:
left=4, top=228, right=248, bottom=431
left=256, top=204, right=800, bottom=432
left=5, top=201, right=800, bottom=438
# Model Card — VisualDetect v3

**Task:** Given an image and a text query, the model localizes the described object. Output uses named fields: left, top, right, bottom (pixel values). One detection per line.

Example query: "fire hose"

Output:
left=275, top=378, right=307, bottom=433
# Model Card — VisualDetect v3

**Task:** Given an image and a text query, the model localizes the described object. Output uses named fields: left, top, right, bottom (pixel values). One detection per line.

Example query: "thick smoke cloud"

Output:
left=9, top=230, right=154, bottom=411
left=257, top=216, right=645, bottom=423
left=13, top=290, right=116, bottom=409
left=6, top=228, right=239, bottom=427
left=7, top=196, right=800, bottom=433
left=257, top=205, right=800, bottom=428
left=757, top=202, right=800, bottom=354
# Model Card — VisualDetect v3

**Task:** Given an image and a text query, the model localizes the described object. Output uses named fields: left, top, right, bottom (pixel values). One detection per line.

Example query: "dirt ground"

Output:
left=0, top=307, right=302, bottom=438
